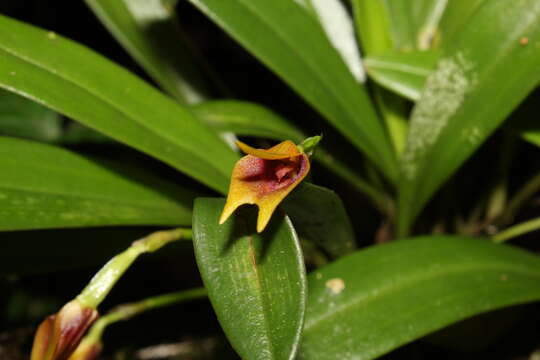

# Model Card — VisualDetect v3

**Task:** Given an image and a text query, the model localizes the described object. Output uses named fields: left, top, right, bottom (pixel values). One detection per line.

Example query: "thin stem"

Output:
left=77, top=228, right=192, bottom=308
left=492, top=217, right=540, bottom=243
left=83, top=288, right=207, bottom=344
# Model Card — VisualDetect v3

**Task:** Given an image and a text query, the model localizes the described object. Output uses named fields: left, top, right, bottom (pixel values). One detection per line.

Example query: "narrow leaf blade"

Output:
left=0, top=136, right=194, bottom=230
left=299, top=236, right=540, bottom=360
left=193, top=198, right=307, bottom=360
left=0, top=15, right=237, bottom=193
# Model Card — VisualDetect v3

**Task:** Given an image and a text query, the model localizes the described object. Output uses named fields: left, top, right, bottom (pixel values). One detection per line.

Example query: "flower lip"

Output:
left=220, top=140, right=311, bottom=232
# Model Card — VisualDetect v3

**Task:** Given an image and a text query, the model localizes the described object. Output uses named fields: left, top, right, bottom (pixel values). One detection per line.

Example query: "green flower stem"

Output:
left=83, top=287, right=207, bottom=344
left=492, top=217, right=540, bottom=243
left=77, top=228, right=192, bottom=309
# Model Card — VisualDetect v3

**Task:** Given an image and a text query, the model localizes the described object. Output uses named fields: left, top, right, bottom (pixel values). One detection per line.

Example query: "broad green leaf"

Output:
left=364, top=50, right=439, bottom=101
left=0, top=15, right=237, bottom=193
left=299, top=236, right=540, bottom=360
left=191, top=100, right=389, bottom=208
left=283, top=183, right=356, bottom=258
left=384, top=0, right=448, bottom=51
left=397, top=0, right=540, bottom=236
left=85, top=0, right=213, bottom=104
left=0, top=88, right=62, bottom=142
left=187, top=0, right=399, bottom=182
left=0, top=136, right=194, bottom=230
left=193, top=198, right=306, bottom=360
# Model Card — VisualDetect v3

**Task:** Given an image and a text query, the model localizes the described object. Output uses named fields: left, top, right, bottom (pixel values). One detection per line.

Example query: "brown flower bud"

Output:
left=31, top=300, right=98, bottom=360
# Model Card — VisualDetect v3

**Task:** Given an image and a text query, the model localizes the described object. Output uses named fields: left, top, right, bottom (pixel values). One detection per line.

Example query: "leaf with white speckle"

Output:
left=397, top=0, right=540, bottom=235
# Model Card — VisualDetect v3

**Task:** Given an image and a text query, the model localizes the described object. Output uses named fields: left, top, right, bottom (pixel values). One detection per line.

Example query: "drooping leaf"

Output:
left=193, top=198, right=306, bottom=360
left=364, top=50, right=440, bottom=101
left=283, top=183, right=356, bottom=258
left=0, top=14, right=237, bottom=193
left=186, top=0, right=399, bottom=182
left=299, top=236, right=540, bottom=359
left=85, top=0, right=213, bottom=104
left=397, top=0, right=540, bottom=235
left=0, top=88, right=62, bottom=142
left=0, top=136, right=194, bottom=230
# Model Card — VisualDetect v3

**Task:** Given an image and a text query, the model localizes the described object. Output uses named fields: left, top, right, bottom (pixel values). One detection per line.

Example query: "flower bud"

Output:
left=31, top=300, right=98, bottom=360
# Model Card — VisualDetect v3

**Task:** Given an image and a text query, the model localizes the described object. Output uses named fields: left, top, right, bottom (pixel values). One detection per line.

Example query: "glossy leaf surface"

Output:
left=299, top=236, right=540, bottom=359
left=364, top=50, right=439, bottom=101
left=0, top=15, right=237, bottom=193
left=187, top=0, right=398, bottom=182
left=193, top=198, right=306, bottom=360
left=86, top=0, right=212, bottom=103
left=283, top=183, right=356, bottom=258
left=0, top=136, right=194, bottom=230
left=398, top=0, right=540, bottom=235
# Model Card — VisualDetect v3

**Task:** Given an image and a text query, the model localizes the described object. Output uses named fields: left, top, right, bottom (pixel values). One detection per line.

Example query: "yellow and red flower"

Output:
left=219, top=140, right=311, bottom=232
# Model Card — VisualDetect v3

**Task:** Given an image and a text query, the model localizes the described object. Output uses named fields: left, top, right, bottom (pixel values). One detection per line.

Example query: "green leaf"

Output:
left=350, top=0, right=393, bottom=55
left=364, top=50, right=440, bottom=101
left=299, top=236, right=540, bottom=360
left=0, top=136, right=194, bottom=230
left=283, top=183, right=356, bottom=258
left=0, top=88, right=62, bottom=142
left=186, top=0, right=399, bottom=182
left=397, top=0, right=540, bottom=236
left=193, top=198, right=306, bottom=360
left=439, top=0, right=486, bottom=45
left=85, top=0, right=213, bottom=104
left=0, top=14, right=237, bottom=193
